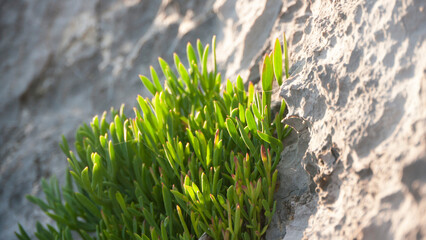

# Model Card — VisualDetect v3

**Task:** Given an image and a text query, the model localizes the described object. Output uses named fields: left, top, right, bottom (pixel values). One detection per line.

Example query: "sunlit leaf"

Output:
left=273, top=38, right=283, bottom=86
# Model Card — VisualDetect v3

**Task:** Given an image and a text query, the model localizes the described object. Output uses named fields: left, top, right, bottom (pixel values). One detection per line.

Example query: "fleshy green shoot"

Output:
left=17, top=35, right=291, bottom=240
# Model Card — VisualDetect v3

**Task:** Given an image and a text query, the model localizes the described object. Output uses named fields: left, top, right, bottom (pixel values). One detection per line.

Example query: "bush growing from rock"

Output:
left=17, top=35, right=291, bottom=240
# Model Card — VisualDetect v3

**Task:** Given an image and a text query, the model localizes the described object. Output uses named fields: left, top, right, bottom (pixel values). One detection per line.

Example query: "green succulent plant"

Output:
left=17, top=34, right=291, bottom=240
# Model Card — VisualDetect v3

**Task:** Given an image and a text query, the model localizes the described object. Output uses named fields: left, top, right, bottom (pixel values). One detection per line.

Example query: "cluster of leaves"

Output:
left=17, top=34, right=291, bottom=240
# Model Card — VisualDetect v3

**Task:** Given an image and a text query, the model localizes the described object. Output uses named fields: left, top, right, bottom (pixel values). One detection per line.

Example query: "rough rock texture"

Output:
left=1, top=0, right=425, bottom=239
left=271, top=0, right=426, bottom=239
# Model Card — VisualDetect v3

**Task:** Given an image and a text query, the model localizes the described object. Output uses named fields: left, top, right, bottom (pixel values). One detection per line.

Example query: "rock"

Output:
left=1, top=0, right=425, bottom=239
left=275, top=0, right=426, bottom=239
